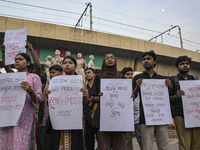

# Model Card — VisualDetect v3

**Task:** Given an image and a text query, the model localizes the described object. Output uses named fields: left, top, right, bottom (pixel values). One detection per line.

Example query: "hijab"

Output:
left=100, top=53, right=122, bottom=79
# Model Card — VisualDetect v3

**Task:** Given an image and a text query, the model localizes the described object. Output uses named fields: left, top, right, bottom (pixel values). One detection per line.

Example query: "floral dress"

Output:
left=0, top=73, right=42, bottom=150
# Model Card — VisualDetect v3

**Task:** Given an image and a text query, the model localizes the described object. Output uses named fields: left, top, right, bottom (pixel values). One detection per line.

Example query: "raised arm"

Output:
left=26, top=41, right=41, bottom=76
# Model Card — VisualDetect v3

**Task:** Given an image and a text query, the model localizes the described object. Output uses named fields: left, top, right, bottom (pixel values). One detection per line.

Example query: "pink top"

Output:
left=0, top=73, right=42, bottom=150
left=42, top=84, right=49, bottom=126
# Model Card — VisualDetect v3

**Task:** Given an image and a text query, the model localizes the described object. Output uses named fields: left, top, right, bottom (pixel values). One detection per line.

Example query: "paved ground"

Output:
left=132, top=137, right=179, bottom=150
left=94, top=137, right=179, bottom=150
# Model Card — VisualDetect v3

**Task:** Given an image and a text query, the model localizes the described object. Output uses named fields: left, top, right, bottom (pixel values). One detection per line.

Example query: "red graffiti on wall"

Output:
left=29, top=47, right=40, bottom=58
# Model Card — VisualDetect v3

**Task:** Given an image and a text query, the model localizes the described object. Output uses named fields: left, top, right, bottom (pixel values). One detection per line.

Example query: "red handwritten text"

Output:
left=193, top=115, right=200, bottom=120
left=190, top=102, right=200, bottom=108
left=49, top=92, right=82, bottom=110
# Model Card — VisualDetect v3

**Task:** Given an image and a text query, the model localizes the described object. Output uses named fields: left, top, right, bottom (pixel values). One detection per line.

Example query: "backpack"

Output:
left=172, top=75, right=198, bottom=92
left=170, top=75, right=198, bottom=117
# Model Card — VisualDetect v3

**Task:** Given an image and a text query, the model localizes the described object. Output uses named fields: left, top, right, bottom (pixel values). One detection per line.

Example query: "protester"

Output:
left=37, top=75, right=47, bottom=150
left=41, top=65, right=63, bottom=150
left=84, top=68, right=98, bottom=150
left=121, top=67, right=142, bottom=150
left=132, top=50, right=172, bottom=150
left=170, top=56, right=200, bottom=150
left=46, top=56, right=88, bottom=150
left=0, top=51, right=42, bottom=150
left=92, top=53, right=129, bottom=150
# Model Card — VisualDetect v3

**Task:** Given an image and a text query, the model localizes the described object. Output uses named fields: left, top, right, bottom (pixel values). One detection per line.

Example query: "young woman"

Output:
left=48, top=55, right=88, bottom=150
left=92, top=53, right=127, bottom=150
left=0, top=52, right=42, bottom=150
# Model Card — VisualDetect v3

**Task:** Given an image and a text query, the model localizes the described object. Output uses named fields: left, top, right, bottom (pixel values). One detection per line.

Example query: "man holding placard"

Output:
left=170, top=56, right=200, bottom=150
left=133, top=50, right=173, bottom=150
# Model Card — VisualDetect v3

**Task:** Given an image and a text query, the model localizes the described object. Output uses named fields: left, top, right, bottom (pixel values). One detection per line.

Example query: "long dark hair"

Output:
left=15, top=53, right=32, bottom=72
left=63, top=56, right=77, bottom=66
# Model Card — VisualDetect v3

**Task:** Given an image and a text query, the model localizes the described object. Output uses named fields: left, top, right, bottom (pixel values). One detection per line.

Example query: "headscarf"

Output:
left=100, top=53, right=122, bottom=79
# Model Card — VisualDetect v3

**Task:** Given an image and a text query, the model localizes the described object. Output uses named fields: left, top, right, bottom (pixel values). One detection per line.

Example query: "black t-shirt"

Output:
left=170, top=74, right=196, bottom=118
left=132, top=71, right=166, bottom=124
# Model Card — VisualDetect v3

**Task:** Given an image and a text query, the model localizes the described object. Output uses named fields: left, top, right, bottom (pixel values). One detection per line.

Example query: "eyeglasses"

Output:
left=105, top=57, right=116, bottom=60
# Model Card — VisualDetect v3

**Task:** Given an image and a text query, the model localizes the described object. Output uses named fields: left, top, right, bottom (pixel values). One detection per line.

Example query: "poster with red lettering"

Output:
left=48, top=75, right=83, bottom=130
left=0, top=72, right=26, bottom=127
left=180, top=80, right=200, bottom=128
left=4, top=28, right=27, bottom=65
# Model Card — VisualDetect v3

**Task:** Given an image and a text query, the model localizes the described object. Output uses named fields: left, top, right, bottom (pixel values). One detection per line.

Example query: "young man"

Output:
left=121, top=67, right=142, bottom=150
left=133, top=50, right=172, bottom=150
left=170, top=56, right=200, bottom=150
left=42, top=65, right=63, bottom=150
left=84, top=68, right=98, bottom=150
left=121, top=67, right=133, bottom=79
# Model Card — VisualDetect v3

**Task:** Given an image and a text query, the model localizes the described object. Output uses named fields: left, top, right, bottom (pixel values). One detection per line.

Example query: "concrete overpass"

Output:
left=0, top=16, right=200, bottom=77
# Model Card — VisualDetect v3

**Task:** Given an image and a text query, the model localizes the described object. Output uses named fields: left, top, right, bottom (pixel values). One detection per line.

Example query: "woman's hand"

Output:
left=46, top=90, right=51, bottom=96
left=21, top=81, right=33, bottom=94
left=25, top=40, right=34, bottom=51
left=131, top=91, right=135, bottom=101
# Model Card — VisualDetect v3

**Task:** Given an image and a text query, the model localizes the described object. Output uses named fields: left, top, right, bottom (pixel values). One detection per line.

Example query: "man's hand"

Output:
left=177, top=90, right=185, bottom=97
left=165, top=78, right=173, bottom=91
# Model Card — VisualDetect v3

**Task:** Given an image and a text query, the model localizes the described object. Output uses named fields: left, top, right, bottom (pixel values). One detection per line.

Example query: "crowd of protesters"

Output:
left=0, top=41, right=200, bottom=150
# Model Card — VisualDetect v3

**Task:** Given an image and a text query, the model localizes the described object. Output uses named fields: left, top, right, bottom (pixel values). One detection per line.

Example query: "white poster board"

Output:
left=4, top=28, right=27, bottom=65
left=141, top=79, right=172, bottom=125
left=180, top=80, right=200, bottom=128
left=0, top=72, right=26, bottom=127
left=48, top=75, right=83, bottom=130
left=100, top=79, right=134, bottom=131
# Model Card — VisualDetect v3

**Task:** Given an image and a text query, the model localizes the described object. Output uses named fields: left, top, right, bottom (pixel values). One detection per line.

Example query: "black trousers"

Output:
left=85, top=120, right=98, bottom=150
left=50, top=129, right=61, bottom=150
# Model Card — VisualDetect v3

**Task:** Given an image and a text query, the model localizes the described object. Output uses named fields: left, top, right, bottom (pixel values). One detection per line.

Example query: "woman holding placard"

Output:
left=91, top=53, right=127, bottom=150
left=46, top=55, right=89, bottom=150
left=0, top=47, right=42, bottom=150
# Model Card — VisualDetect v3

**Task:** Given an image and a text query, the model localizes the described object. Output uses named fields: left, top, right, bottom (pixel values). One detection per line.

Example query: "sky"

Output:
left=0, top=0, right=200, bottom=51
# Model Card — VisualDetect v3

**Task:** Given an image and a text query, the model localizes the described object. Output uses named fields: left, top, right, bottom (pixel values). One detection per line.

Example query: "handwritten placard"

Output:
left=4, top=28, right=27, bottom=65
left=0, top=72, right=26, bottom=127
left=48, top=75, right=83, bottom=130
left=180, top=80, right=200, bottom=128
left=100, top=79, right=134, bottom=131
left=141, top=79, right=172, bottom=125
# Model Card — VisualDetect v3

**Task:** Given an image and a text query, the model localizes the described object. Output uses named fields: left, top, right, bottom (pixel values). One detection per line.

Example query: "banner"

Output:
left=0, top=72, right=26, bottom=127
left=100, top=79, right=134, bottom=131
left=4, top=27, right=27, bottom=65
left=180, top=80, right=200, bottom=128
left=48, top=75, right=83, bottom=130
left=141, top=79, right=172, bottom=125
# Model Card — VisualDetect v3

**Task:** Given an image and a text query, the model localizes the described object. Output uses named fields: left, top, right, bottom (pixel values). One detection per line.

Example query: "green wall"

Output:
left=0, top=47, right=103, bottom=68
